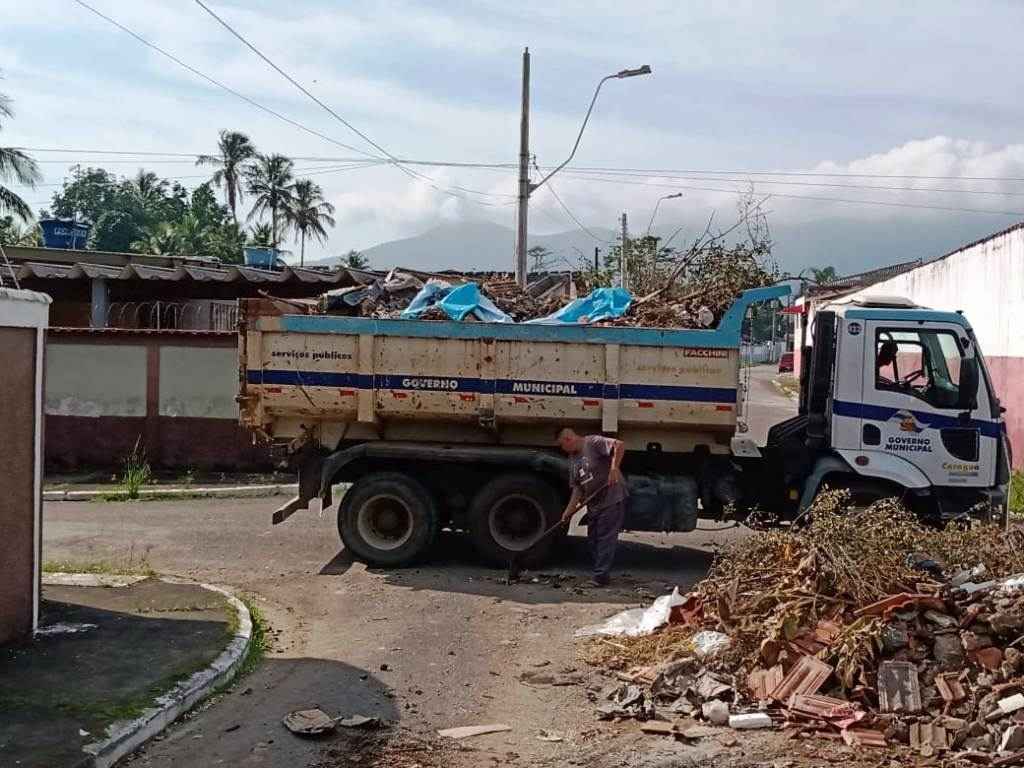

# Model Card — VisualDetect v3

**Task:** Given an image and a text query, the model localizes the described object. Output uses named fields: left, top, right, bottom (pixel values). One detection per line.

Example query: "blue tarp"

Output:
left=527, top=287, right=632, bottom=325
left=400, top=281, right=513, bottom=323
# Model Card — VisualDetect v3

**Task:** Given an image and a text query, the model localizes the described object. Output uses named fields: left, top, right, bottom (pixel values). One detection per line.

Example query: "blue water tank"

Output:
left=243, top=246, right=278, bottom=269
left=40, top=218, right=90, bottom=249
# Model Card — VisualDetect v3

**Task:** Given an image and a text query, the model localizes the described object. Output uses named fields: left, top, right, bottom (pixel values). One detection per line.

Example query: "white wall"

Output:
left=846, top=224, right=1024, bottom=359
left=45, top=344, right=147, bottom=417
left=159, top=346, right=238, bottom=419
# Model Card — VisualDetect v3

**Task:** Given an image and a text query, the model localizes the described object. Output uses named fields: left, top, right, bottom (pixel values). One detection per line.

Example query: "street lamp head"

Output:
left=614, top=65, right=652, bottom=79
left=666, top=192, right=683, bottom=200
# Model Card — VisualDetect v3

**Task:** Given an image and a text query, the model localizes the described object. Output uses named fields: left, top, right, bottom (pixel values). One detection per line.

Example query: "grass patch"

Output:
left=237, top=594, right=266, bottom=679
left=1011, top=471, right=1024, bottom=518
left=43, top=548, right=155, bottom=577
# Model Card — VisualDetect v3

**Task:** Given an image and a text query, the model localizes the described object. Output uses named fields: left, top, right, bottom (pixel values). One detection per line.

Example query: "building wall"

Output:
left=44, top=332, right=270, bottom=472
left=845, top=224, right=1024, bottom=467
left=0, top=289, right=49, bottom=645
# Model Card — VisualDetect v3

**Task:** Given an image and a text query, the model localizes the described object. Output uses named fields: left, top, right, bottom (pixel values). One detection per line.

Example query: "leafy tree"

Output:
left=341, top=249, right=367, bottom=269
left=189, top=183, right=229, bottom=230
left=249, top=222, right=274, bottom=246
left=245, top=153, right=294, bottom=246
left=286, top=179, right=335, bottom=266
left=0, top=215, right=41, bottom=245
left=808, top=265, right=838, bottom=284
left=0, top=92, right=40, bottom=223
left=196, top=130, right=256, bottom=224
left=202, top=221, right=247, bottom=264
left=50, top=166, right=125, bottom=222
left=130, top=222, right=178, bottom=255
left=89, top=210, right=141, bottom=252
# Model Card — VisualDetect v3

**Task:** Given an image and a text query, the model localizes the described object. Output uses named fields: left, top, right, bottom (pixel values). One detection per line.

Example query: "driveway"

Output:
left=44, top=498, right=750, bottom=767
left=743, top=363, right=798, bottom=446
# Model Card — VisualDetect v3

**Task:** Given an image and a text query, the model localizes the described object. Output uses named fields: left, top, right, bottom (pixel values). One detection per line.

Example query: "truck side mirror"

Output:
left=957, top=356, right=979, bottom=412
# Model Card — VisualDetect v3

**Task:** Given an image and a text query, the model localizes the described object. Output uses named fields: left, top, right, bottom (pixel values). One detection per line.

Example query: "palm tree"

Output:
left=249, top=222, right=274, bottom=247
left=131, top=222, right=179, bottom=255
left=196, top=130, right=256, bottom=224
left=0, top=93, right=41, bottom=222
left=126, top=170, right=168, bottom=223
left=171, top=214, right=209, bottom=258
left=244, top=153, right=295, bottom=247
left=285, top=179, right=335, bottom=266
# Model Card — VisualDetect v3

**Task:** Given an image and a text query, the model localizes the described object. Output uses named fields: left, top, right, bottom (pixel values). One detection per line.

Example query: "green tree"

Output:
left=0, top=215, right=41, bottom=245
left=50, top=166, right=124, bottom=222
left=89, top=210, right=141, bottom=252
left=249, top=222, right=274, bottom=246
left=203, top=221, right=247, bottom=264
left=808, top=265, right=838, bottom=284
left=170, top=213, right=208, bottom=258
left=341, top=249, right=367, bottom=269
left=0, top=93, right=40, bottom=222
left=196, top=130, right=256, bottom=224
left=130, top=221, right=178, bottom=254
left=189, top=183, right=229, bottom=230
left=286, top=179, right=335, bottom=266
left=244, top=153, right=294, bottom=246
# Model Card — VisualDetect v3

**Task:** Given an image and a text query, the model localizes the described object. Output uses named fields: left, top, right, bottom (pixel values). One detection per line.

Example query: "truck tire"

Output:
left=338, top=472, right=439, bottom=567
left=467, top=473, right=562, bottom=566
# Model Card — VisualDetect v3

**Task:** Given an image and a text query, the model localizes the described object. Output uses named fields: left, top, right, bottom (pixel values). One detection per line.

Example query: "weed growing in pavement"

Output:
left=119, top=438, right=152, bottom=500
left=44, top=543, right=155, bottom=576
left=1010, top=471, right=1024, bottom=517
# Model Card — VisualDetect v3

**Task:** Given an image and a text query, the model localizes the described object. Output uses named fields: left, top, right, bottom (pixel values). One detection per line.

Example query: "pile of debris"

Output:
left=315, top=260, right=775, bottom=329
left=580, top=493, right=1024, bottom=762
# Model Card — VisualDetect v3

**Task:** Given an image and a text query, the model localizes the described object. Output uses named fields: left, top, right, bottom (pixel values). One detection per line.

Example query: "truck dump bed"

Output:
left=239, top=285, right=788, bottom=455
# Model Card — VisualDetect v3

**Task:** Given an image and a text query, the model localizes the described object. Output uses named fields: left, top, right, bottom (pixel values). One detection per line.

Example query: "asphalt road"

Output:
left=41, top=374, right=799, bottom=767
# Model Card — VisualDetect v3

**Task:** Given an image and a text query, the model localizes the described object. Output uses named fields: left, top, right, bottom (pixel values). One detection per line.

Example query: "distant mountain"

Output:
left=310, top=220, right=616, bottom=272
left=311, top=213, right=1015, bottom=280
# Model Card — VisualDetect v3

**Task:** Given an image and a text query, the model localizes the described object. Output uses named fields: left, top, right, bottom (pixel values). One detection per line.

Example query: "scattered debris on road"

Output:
left=283, top=708, right=339, bottom=736
left=437, top=723, right=512, bottom=739
left=577, top=491, right=1024, bottom=761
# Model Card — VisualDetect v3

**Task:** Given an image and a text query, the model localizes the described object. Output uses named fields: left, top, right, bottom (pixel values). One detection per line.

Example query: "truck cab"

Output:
left=767, top=296, right=1010, bottom=522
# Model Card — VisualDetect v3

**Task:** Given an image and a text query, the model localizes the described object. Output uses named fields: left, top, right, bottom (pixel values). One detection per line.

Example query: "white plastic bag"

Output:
left=574, top=587, right=686, bottom=639
left=691, top=630, right=731, bottom=660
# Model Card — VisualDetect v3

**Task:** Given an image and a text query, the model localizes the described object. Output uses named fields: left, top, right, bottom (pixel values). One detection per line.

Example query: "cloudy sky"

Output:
left=2, top=0, right=1024, bottom=272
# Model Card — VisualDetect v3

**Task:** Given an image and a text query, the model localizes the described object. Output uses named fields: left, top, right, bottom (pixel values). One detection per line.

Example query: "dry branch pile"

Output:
left=584, top=493, right=1024, bottom=760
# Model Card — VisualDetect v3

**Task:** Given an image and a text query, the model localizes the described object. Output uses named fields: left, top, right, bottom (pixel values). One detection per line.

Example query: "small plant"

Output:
left=120, top=438, right=152, bottom=500
left=1011, top=471, right=1024, bottom=517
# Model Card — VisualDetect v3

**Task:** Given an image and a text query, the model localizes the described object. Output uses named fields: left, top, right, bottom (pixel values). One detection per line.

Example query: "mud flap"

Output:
left=272, top=443, right=325, bottom=525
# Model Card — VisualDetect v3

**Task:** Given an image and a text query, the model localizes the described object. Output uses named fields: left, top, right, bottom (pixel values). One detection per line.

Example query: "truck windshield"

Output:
left=875, top=328, right=963, bottom=409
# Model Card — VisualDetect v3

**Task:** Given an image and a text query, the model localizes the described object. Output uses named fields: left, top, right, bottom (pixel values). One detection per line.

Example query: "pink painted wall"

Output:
left=981, top=356, right=1024, bottom=468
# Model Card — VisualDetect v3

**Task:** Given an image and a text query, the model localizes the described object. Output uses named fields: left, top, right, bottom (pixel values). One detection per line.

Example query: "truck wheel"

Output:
left=338, top=472, right=438, bottom=567
left=468, top=474, right=562, bottom=566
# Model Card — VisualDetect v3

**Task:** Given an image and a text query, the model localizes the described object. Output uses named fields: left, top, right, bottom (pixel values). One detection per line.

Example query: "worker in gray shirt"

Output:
left=557, top=428, right=627, bottom=587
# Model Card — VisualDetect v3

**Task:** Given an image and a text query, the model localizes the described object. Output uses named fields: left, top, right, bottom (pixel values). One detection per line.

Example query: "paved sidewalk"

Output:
left=0, top=579, right=236, bottom=768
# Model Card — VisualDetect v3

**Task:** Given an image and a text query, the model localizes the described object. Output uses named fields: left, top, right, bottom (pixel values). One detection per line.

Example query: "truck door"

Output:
left=858, top=321, right=996, bottom=488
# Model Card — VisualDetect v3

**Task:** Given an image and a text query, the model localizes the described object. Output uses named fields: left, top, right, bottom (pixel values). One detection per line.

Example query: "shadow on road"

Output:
left=319, top=529, right=719, bottom=606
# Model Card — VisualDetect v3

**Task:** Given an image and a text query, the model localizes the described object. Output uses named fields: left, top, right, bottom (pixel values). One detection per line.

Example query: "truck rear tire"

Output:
left=338, top=472, right=439, bottom=567
left=468, top=474, right=562, bottom=567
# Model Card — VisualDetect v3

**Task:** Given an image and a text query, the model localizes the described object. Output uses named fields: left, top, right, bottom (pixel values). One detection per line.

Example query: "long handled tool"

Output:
left=507, top=488, right=604, bottom=582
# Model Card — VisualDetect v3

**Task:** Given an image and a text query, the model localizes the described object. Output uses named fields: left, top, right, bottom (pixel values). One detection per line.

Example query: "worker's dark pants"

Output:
left=587, top=500, right=625, bottom=582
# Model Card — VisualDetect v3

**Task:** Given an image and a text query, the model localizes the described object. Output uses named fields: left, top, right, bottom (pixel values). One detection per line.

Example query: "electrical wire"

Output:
left=541, top=163, right=1024, bottom=183
left=71, top=0, right=382, bottom=159
left=190, top=0, right=511, bottom=206
left=532, top=158, right=611, bottom=244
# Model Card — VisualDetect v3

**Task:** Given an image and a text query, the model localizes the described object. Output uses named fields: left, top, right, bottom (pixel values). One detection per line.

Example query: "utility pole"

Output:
left=515, top=47, right=531, bottom=289
left=618, top=212, right=629, bottom=289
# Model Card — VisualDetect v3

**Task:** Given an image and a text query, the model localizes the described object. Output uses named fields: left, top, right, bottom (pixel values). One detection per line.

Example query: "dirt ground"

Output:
left=44, top=496, right=895, bottom=768
left=36, top=369, right=839, bottom=767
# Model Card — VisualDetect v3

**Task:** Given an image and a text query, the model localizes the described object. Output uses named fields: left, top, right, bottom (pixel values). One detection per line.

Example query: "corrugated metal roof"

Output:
left=47, top=326, right=234, bottom=339
left=14, top=260, right=370, bottom=288
left=808, top=258, right=924, bottom=297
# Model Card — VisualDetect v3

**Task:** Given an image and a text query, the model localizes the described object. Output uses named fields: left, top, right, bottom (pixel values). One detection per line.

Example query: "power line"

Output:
left=190, top=0, right=513, bottom=206
left=542, top=163, right=1024, bottom=183
left=532, top=159, right=610, bottom=243
left=558, top=168, right=1024, bottom=197
left=555, top=172, right=1024, bottom=216
left=71, top=0, right=382, bottom=159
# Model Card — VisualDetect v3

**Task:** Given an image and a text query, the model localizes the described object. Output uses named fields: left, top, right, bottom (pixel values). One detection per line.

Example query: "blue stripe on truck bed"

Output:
left=248, top=369, right=736, bottom=404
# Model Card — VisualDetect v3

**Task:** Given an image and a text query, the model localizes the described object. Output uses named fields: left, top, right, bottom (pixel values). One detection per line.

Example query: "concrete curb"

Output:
left=43, top=483, right=297, bottom=502
left=81, top=579, right=254, bottom=768
left=771, top=377, right=800, bottom=402
left=42, top=572, right=149, bottom=588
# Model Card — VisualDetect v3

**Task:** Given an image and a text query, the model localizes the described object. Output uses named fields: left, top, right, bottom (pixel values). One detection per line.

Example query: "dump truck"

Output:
left=238, top=286, right=1010, bottom=566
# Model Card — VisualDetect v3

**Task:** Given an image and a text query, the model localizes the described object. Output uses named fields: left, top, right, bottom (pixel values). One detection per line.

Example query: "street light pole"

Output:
left=515, top=48, right=531, bottom=289
left=513, top=54, right=651, bottom=288
left=645, top=192, right=683, bottom=238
